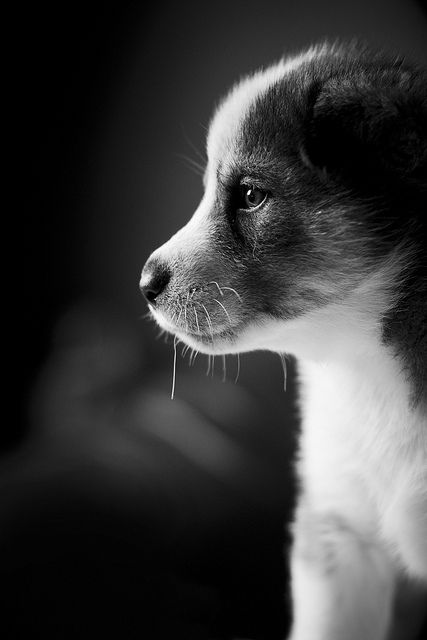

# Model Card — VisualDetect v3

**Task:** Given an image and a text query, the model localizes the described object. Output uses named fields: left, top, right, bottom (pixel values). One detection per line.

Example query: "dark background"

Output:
left=4, top=1, right=427, bottom=638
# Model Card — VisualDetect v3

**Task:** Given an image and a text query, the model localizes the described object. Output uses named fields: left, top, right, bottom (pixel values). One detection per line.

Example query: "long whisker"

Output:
left=279, top=353, right=287, bottom=392
left=206, top=354, right=211, bottom=376
left=211, top=355, right=215, bottom=378
left=235, top=353, right=240, bottom=384
left=171, top=336, right=178, bottom=400
left=222, top=355, right=227, bottom=382
left=222, top=286, right=243, bottom=303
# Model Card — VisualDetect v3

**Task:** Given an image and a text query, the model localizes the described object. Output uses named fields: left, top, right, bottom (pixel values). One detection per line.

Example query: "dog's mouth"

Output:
left=148, top=301, right=241, bottom=354
left=145, top=281, right=246, bottom=353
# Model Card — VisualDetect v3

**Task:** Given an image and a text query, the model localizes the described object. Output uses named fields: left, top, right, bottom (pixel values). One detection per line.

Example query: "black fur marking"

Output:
left=233, top=43, right=427, bottom=404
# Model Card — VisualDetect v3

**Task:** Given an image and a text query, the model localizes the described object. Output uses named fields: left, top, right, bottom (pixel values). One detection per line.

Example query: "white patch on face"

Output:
left=206, top=49, right=320, bottom=176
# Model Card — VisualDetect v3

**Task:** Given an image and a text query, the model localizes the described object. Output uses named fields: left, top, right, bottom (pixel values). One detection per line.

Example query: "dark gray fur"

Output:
left=234, top=42, right=427, bottom=405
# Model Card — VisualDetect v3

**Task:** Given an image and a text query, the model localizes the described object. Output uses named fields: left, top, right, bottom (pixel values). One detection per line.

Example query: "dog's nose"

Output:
left=139, top=260, right=171, bottom=304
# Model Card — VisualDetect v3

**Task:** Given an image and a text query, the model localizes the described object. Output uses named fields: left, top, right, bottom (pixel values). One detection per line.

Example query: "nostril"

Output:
left=139, top=263, right=171, bottom=304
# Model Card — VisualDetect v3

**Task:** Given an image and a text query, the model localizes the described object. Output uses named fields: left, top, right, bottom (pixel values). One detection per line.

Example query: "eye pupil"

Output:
left=243, top=186, right=266, bottom=209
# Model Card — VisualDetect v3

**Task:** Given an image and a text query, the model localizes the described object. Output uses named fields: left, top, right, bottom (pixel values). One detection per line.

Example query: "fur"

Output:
left=140, top=42, right=427, bottom=639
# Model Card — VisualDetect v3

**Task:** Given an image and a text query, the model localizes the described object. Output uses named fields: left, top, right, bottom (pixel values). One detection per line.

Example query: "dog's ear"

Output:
left=304, top=66, right=427, bottom=193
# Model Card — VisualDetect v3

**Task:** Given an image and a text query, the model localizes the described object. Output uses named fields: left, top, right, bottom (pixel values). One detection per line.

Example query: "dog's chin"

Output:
left=149, top=305, right=241, bottom=356
left=175, top=328, right=239, bottom=355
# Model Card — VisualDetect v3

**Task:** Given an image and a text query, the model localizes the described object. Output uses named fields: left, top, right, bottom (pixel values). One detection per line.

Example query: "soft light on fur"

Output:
left=140, top=42, right=427, bottom=639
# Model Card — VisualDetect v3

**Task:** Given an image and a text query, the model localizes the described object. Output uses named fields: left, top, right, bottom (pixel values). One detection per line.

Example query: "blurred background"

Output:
left=6, top=1, right=427, bottom=638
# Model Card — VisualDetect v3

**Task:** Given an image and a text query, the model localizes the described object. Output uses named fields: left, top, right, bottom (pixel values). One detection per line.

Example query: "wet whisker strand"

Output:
left=171, top=336, right=178, bottom=400
left=279, top=353, right=287, bottom=392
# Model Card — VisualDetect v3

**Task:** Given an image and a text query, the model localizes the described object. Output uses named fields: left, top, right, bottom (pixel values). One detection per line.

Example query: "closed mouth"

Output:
left=149, top=302, right=239, bottom=342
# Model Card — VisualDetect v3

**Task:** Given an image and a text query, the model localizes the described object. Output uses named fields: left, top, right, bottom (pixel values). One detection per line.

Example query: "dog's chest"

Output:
left=296, top=352, right=423, bottom=531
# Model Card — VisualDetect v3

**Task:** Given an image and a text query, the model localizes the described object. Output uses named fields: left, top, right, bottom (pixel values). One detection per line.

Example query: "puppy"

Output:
left=140, top=42, right=427, bottom=639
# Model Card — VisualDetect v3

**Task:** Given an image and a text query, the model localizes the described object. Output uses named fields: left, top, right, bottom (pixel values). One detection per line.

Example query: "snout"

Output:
left=139, top=258, right=171, bottom=305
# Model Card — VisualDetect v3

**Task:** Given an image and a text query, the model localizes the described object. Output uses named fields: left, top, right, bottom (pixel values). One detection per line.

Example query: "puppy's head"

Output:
left=140, top=43, right=426, bottom=360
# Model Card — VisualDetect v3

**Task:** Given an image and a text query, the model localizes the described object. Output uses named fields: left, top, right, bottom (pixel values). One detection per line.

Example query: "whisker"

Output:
left=190, top=349, right=199, bottom=365
left=279, top=353, right=287, bottom=392
left=200, top=303, right=214, bottom=343
left=188, top=348, right=195, bottom=365
left=176, top=305, right=183, bottom=327
left=208, top=281, right=224, bottom=296
left=171, top=336, right=178, bottom=400
left=222, top=355, right=227, bottom=382
left=213, top=298, right=232, bottom=324
left=193, top=307, right=200, bottom=334
left=222, top=286, right=243, bottom=303
left=206, top=354, right=211, bottom=376
left=211, top=355, right=215, bottom=378
left=180, top=125, right=207, bottom=164
left=235, top=353, right=240, bottom=384
left=182, top=344, right=191, bottom=357
left=175, top=153, right=205, bottom=176
left=180, top=125, right=206, bottom=162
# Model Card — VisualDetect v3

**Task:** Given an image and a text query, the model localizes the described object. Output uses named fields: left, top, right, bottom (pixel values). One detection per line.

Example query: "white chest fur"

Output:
left=298, top=351, right=427, bottom=577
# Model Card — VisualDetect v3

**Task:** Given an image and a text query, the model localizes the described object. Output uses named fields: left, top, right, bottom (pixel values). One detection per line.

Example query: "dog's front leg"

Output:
left=288, top=507, right=395, bottom=640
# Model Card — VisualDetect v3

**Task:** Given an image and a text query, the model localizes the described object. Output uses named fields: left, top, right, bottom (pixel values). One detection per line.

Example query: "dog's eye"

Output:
left=241, top=186, right=267, bottom=210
